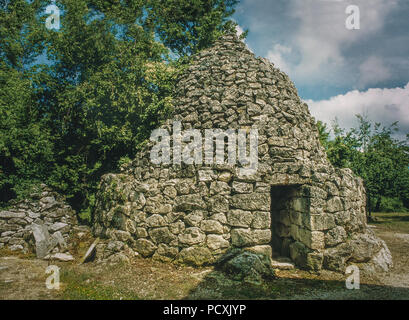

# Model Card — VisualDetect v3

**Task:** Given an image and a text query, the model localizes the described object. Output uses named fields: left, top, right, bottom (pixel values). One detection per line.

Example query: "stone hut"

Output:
left=92, top=34, right=392, bottom=274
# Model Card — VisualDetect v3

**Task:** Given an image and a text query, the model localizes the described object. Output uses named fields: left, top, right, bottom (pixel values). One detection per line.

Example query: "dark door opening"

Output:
left=270, top=185, right=302, bottom=258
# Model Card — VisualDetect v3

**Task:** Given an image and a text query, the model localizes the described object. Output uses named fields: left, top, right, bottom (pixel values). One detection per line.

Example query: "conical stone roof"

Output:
left=168, top=33, right=330, bottom=185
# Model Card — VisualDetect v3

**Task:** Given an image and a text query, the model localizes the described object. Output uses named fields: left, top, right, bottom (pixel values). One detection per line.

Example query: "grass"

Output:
left=60, top=268, right=140, bottom=300
left=0, top=246, right=35, bottom=259
left=370, top=211, right=409, bottom=233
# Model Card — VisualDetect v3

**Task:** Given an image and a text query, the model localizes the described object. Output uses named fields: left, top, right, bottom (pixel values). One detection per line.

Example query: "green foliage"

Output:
left=0, top=0, right=52, bottom=203
left=118, top=156, right=132, bottom=168
left=0, top=62, right=54, bottom=203
left=318, top=114, right=409, bottom=213
left=147, top=0, right=239, bottom=57
left=377, top=197, right=407, bottom=213
left=0, top=0, right=240, bottom=219
left=0, top=0, right=46, bottom=69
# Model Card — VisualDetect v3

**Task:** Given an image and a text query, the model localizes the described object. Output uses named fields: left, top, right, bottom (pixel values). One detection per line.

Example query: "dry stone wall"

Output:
left=92, top=34, right=392, bottom=274
left=0, top=184, right=78, bottom=259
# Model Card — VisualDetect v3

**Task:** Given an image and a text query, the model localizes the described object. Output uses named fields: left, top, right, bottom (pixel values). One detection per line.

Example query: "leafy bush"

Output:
left=379, top=197, right=408, bottom=213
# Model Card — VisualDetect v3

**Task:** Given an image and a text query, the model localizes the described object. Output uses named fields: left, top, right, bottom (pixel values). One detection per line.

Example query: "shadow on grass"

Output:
left=182, top=247, right=409, bottom=300
left=184, top=269, right=409, bottom=300
left=371, top=215, right=409, bottom=223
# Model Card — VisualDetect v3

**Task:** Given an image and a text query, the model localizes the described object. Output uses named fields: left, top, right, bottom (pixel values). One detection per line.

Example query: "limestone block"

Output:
left=230, top=193, right=270, bottom=211
left=206, top=234, right=230, bottom=250
left=326, top=196, right=344, bottom=213
left=325, top=226, right=347, bottom=247
left=146, top=214, right=166, bottom=227
left=175, top=194, right=207, bottom=211
left=149, top=227, right=176, bottom=244
left=308, top=213, right=336, bottom=231
left=177, top=247, right=214, bottom=266
left=299, top=229, right=325, bottom=250
left=208, top=195, right=229, bottom=213
left=178, top=227, right=206, bottom=245
left=134, top=239, right=157, bottom=257
left=231, top=228, right=271, bottom=247
left=135, top=227, right=148, bottom=238
left=232, top=182, right=253, bottom=194
left=184, top=211, right=204, bottom=227
left=251, top=211, right=270, bottom=229
left=200, top=220, right=224, bottom=234
left=0, top=211, right=26, bottom=219
left=227, top=210, right=253, bottom=228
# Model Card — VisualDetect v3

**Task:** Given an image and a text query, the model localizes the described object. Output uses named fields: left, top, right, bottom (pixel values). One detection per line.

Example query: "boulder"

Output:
left=219, top=250, right=275, bottom=284
left=350, top=231, right=384, bottom=263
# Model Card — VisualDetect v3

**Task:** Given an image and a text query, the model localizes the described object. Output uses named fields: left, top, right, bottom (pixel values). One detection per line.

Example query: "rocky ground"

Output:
left=0, top=212, right=408, bottom=300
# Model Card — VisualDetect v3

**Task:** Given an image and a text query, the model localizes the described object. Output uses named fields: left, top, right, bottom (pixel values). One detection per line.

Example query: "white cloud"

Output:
left=266, top=43, right=292, bottom=74
left=234, top=23, right=254, bottom=53
left=358, top=56, right=392, bottom=88
left=264, top=0, right=399, bottom=86
left=235, top=24, right=244, bottom=38
left=306, top=83, right=409, bottom=138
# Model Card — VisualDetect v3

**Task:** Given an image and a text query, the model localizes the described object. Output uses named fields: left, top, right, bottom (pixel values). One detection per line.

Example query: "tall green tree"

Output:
left=0, top=0, right=241, bottom=221
left=147, top=0, right=239, bottom=57
left=318, top=115, right=409, bottom=214
left=0, top=0, right=53, bottom=203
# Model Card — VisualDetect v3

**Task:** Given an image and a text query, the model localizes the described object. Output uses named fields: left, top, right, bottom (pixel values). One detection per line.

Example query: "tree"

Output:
left=147, top=0, right=239, bottom=57
left=0, top=0, right=53, bottom=203
left=317, top=114, right=409, bottom=214
left=0, top=0, right=241, bottom=221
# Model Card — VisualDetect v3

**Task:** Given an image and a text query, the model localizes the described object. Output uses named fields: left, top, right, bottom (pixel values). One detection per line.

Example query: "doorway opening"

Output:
left=270, top=185, right=305, bottom=258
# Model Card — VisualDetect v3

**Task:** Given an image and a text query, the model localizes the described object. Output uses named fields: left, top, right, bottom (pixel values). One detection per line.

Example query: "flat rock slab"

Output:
left=44, top=253, right=74, bottom=262
left=79, top=238, right=99, bottom=264
left=0, top=211, right=26, bottom=219
left=271, top=257, right=295, bottom=270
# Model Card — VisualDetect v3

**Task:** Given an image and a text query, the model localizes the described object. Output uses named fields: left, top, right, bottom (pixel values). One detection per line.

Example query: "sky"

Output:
left=233, top=0, right=409, bottom=138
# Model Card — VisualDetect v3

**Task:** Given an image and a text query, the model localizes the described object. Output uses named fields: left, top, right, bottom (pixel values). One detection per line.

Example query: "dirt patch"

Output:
left=372, top=229, right=409, bottom=290
left=0, top=257, right=60, bottom=300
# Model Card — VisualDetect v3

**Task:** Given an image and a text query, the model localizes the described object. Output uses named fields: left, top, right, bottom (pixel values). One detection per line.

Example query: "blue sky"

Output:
left=233, top=0, right=409, bottom=137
